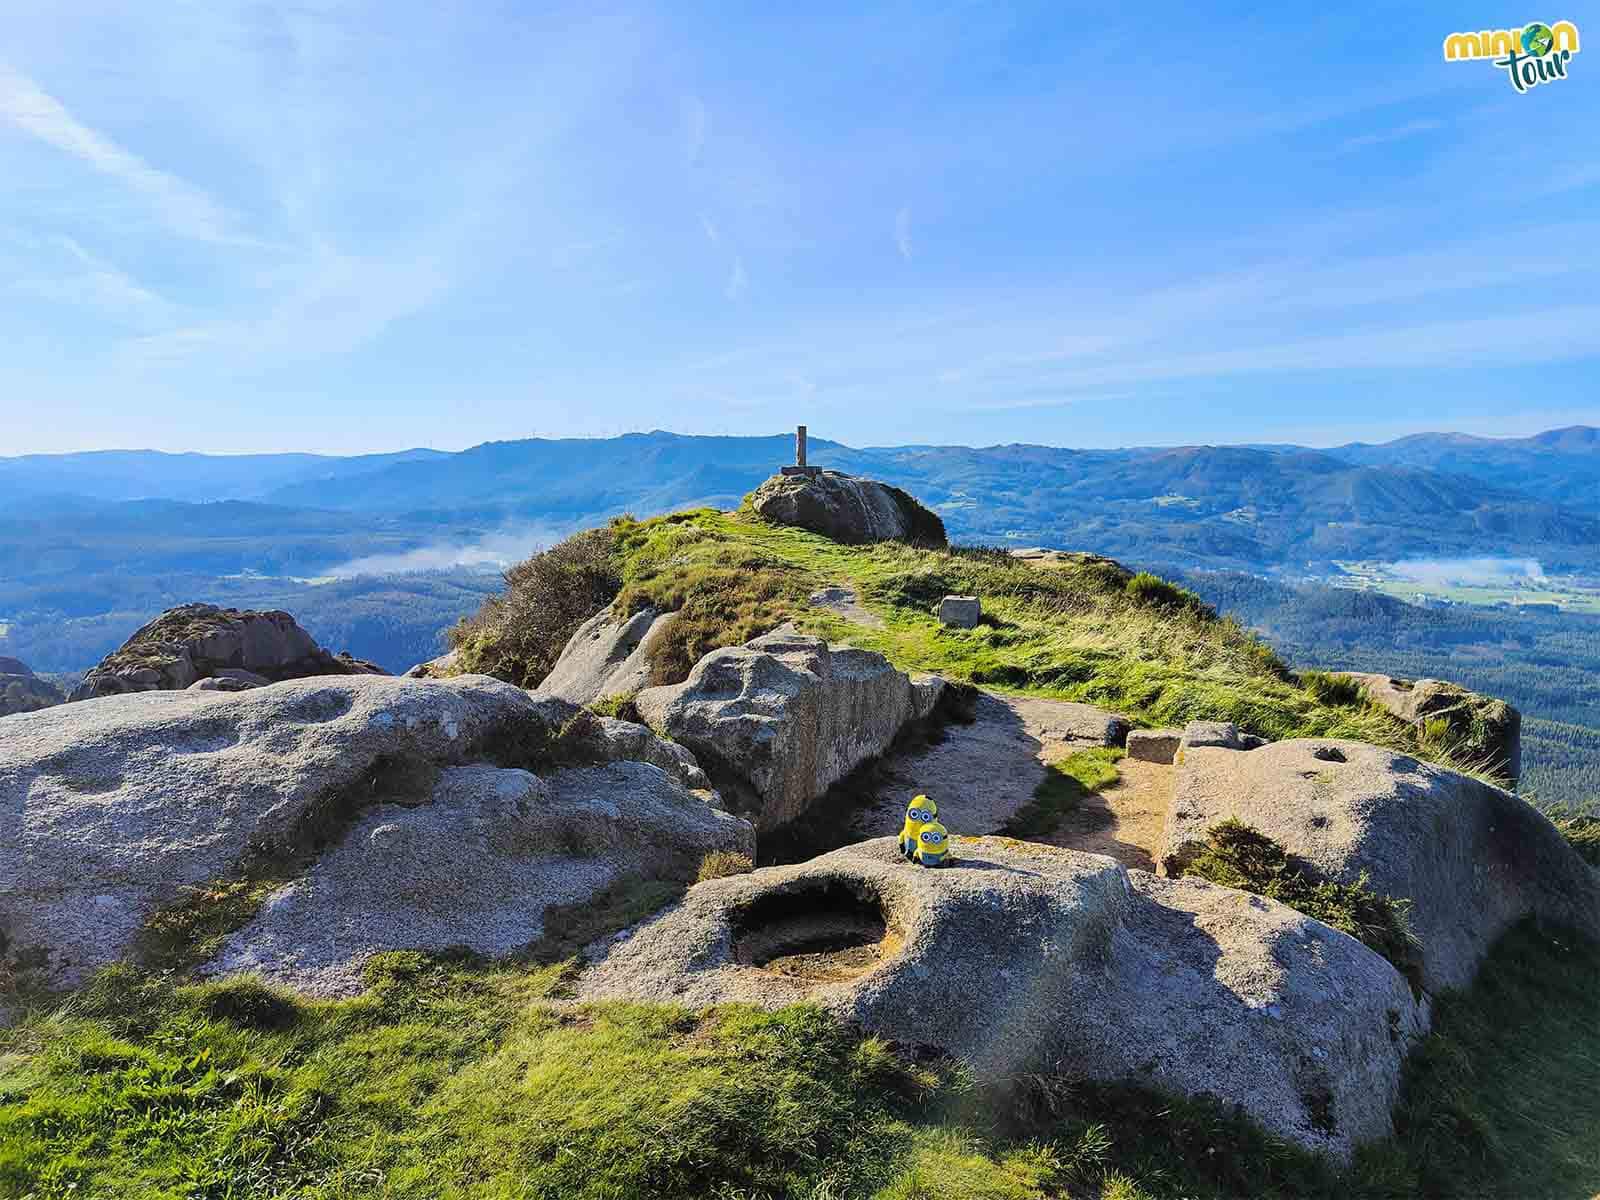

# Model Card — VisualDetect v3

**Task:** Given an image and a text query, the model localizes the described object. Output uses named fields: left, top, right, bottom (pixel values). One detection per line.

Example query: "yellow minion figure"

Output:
left=898, top=795, right=938, bottom=860
left=915, top=821, right=951, bottom=868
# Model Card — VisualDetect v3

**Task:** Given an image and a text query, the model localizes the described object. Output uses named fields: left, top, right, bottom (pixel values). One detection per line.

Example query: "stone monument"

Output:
left=780, top=425, right=820, bottom=477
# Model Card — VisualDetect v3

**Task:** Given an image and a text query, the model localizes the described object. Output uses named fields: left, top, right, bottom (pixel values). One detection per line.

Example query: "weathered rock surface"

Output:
left=1343, top=671, right=1522, bottom=785
left=402, top=650, right=461, bottom=679
left=1163, top=737, right=1600, bottom=992
left=580, top=837, right=1424, bottom=1159
left=0, top=675, right=742, bottom=990
left=0, top=658, right=64, bottom=717
left=186, top=668, right=272, bottom=693
left=1126, top=728, right=1182, bottom=764
left=937, top=595, right=982, bottom=628
left=584, top=713, right=713, bottom=792
left=539, top=607, right=674, bottom=704
left=1179, top=720, right=1266, bottom=753
left=69, top=604, right=387, bottom=701
left=635, top=628, right=945, bottom=829
left=209, top=759, right=752, bottom=996
left=749, top=471, right=947, bottom=546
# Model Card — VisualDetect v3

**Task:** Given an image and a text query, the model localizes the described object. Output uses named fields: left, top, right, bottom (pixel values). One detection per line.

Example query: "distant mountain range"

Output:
left=1316, top=427, right=1600, bottom=511
left=5, top=426, right=1600, bottom=573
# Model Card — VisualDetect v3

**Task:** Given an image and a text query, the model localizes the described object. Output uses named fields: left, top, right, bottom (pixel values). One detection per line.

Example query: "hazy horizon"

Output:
left=7, top=417, right=1600, bottom=462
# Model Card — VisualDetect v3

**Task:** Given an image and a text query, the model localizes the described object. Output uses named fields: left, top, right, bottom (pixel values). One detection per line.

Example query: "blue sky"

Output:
left=2, top=1, right=1598, bottom=455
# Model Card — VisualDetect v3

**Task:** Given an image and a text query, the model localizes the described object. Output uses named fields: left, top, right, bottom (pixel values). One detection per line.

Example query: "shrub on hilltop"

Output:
left=450, top=527, right=622, bottom=687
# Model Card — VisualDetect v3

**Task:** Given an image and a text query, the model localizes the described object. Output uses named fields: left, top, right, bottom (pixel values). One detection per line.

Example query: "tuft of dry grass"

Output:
left=696, top=850, right=755, bottom=883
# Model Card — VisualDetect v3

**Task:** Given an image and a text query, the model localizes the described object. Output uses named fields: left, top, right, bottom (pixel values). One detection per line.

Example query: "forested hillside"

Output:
left=8, top=428, right=1600, bottom=572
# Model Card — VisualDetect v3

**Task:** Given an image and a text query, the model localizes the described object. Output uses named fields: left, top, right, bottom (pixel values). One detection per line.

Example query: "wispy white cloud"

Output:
left=1009, top=305, right=1600, bottom=394
left=1335, top=118, right=1443, bottom=155
left=6, top=234, right=171, bottom=324
left=725, top=256, right=747, bottom=300
left=894, top=207, right=912, bottom=260
left=121, top=241, right=451, bottom=368
left=0, top=61, right=236, bottom=243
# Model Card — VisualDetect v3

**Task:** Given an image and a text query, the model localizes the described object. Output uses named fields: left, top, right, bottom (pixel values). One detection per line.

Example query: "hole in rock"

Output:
left=1311, top=746, right=1347, bottom=763
left=731, top=878, right=902, bottom=984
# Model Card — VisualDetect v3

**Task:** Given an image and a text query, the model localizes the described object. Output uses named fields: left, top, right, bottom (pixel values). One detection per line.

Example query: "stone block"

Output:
left=938, top=596, right=982, bottom=628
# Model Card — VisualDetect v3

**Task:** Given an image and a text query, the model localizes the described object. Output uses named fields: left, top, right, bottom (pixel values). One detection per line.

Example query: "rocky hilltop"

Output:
left=3, top=471, right=1597, bottom=1191
left=749, top=469, right=947, bottom=546
left=69, top=603, right=386, bottom=701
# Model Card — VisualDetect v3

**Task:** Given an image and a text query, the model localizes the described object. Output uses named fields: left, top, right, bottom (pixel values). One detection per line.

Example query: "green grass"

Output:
left=444, top=506, right=1490, bottom=775
left=4, top=920, right=1594, bottom=1199
left=595, top=509, right=1444, bottom=757
left=610, top=510, right=816, bottom=685
left=1172, top=819, right=1422, bottom=989
left=585, top=692, right=642, bottom=723
left=1300, top=669, right=1366, bottom=708
left=1000, top=748, right=1124, bottom=839
left=1549, top=813, right=1600, bottom=867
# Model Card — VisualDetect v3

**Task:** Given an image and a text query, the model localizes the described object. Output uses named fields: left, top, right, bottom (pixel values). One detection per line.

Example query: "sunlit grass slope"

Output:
left=609, top=508, right=1427, bottom=752
left=3, top=922, right=1595, bottom=1199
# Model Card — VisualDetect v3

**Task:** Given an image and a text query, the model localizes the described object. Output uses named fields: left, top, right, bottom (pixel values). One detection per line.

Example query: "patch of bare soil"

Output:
left=1041, top=757, right=1174, bottom=873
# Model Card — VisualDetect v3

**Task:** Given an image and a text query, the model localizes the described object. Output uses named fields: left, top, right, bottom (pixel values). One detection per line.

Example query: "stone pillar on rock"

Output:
left=781, top=425, right=820, bottom=477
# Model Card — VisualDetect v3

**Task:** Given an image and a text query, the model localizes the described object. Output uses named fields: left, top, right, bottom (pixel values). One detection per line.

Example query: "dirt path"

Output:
left=1039, top=757, right=1173, bottom=873
left=808, top=585, right=885, bottom=629
left=846, top=689, right=1172, bottom=872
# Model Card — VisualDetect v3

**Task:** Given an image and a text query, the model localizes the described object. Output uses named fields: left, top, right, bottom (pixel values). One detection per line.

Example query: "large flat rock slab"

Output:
left=208, top=760, right=752, bottom=996
left=853, top=691, right=1131, bottom=843
left=1164, top=736, right=1600, bottom=993
left=0, top=675, right=740, bottom=990
left=580, top=837, right=1424, bottom=1160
